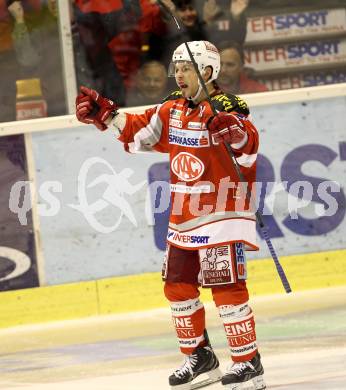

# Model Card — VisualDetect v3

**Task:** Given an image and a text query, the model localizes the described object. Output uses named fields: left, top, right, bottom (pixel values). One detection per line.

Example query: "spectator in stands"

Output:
left=7, top=0, right=39, bottom=68
left=126, top=60, right=168, bottom=106
left=73, top=0, right=170, bottom=104
left=148, top=0, right=207, bottom=67
left=202, top=0, right=248, bottom=46
left=175, top=0, right=200, bottom=28
left=1, top=0, right=61, bottom=121
left=218, top=40, right=268, bottom=94
left=21, top=0, right=67, bottom=116
left=107, top=0, right=169, bottom=90
left=46, top=0, right=57, bottom=17
left=73, top=0, right=127, bottom=106
left=0, top=0, right=20, bottom=121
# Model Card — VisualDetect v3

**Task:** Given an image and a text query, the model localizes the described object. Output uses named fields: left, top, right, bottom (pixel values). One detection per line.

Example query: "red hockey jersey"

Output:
left=113, top=91, right=259, bottom=250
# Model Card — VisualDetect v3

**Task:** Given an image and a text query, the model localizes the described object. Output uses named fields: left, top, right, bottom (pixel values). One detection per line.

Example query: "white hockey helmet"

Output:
left=170, top=40, right=221, bottom=83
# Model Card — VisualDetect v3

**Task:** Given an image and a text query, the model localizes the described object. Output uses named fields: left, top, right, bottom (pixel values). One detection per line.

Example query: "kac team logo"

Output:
left=171, top=152, right=204, bottom=182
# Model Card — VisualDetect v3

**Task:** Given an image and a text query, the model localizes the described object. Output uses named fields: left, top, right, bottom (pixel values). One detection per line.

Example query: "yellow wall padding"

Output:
left=0, top=249, right=345, bottom=328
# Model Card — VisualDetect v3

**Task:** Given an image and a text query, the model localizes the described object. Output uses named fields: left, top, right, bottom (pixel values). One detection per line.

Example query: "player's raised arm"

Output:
left=75, top=86, right=169, bottom=153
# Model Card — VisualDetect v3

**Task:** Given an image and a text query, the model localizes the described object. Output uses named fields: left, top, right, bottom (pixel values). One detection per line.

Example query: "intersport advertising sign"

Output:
left=259, top=69, right=346, bottom=91
left=246, top=9, right=346, bottom=44
left=244, top=39, right=346, bottom=73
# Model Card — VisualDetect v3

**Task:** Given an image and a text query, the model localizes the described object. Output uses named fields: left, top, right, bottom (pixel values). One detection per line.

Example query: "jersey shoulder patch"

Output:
left=211, top=93, right=249, bottom=115
left=162, top=90, right=183, bottom=103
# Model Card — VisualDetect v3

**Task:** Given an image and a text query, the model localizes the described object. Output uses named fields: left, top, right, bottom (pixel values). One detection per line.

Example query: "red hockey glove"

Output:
left=75, top=86, right=117, bottom=131
left=208, top=112, right=247, bottom=147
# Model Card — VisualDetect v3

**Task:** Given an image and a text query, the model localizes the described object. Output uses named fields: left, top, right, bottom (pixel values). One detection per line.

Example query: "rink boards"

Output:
left=0, top=248, right=345, bottom=328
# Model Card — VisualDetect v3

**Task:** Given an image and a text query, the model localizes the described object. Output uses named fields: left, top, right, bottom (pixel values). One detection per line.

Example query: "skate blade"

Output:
left=191, top=367, right=223, bottom=389
left=253, top=375, right=266, bottom=390
left=224, top=375, right=266, bottom=390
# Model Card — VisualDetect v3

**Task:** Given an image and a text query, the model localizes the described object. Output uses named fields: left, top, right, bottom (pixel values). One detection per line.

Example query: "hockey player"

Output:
left=76, top=40, right=265, bottom=390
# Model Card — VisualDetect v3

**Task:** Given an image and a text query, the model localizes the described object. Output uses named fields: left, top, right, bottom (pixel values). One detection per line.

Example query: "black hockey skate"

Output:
left=169, top=345, right=222, bottom=389
left=221, top=352, right=266, bottom=390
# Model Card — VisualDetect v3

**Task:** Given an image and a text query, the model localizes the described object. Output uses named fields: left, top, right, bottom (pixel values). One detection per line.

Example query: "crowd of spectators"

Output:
left=0, top=0, right=268, bottom=122
left=3, top=0, right=346, bottom=120
left=72, top=0, right=267, bottom=108
left=2, top=7, right=343, bottom=112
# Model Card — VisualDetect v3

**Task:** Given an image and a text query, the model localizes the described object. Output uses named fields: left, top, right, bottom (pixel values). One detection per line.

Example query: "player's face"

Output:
left=219, top=48, right=243, bottom=86
left=174, top=62, right=199, bottom=98
left=138, top=64, right=167, bottom=99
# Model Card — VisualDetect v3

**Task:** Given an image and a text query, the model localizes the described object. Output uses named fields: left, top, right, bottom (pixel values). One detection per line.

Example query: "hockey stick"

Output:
left=157, top=0, right=291, bottom=294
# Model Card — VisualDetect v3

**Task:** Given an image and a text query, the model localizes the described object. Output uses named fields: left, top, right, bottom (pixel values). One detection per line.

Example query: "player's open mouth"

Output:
left=179, top=83, right=188, bottom=89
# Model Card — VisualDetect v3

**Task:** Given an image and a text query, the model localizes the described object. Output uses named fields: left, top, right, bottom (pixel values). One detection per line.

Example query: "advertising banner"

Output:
left=246, top=9, right=346, bottom=44
left=0, top=135, right=39, bottom=291
left=30, top=127, right=166, bottom=285
left=29, top=96, right=346, bottom=285
left=258, top=68, right=346, bottom=90
left=244, top=39, right=346, bottom=73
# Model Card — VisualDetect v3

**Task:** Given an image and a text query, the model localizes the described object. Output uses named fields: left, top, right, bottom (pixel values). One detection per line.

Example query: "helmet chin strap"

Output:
left=188, top=83, right=203, bottom=103
left=188, top=78, right=212, bottom=103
